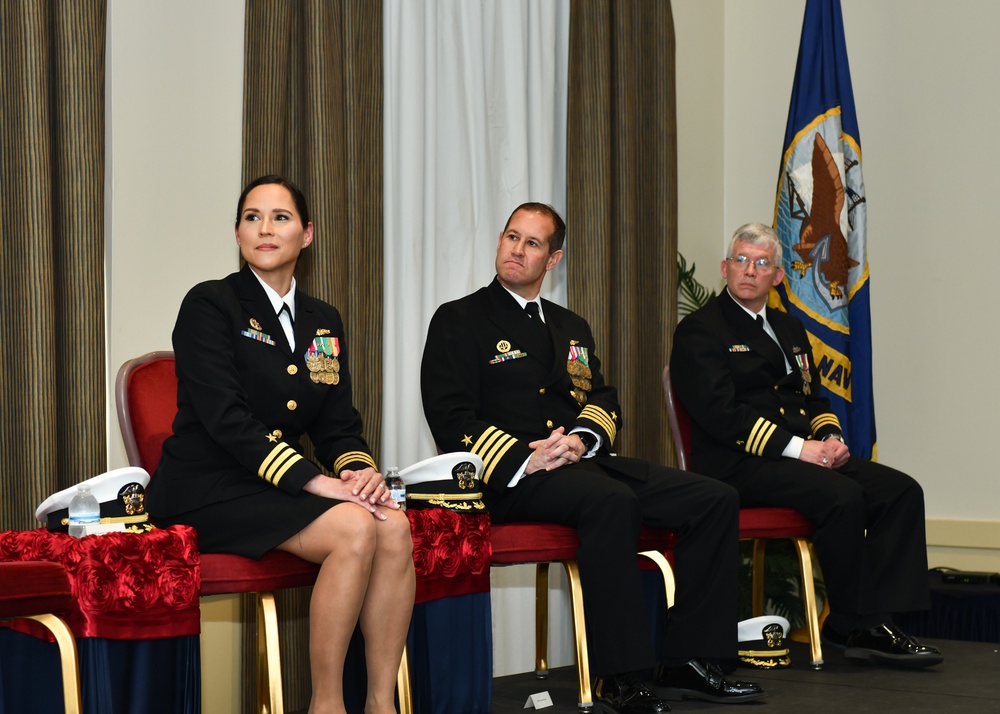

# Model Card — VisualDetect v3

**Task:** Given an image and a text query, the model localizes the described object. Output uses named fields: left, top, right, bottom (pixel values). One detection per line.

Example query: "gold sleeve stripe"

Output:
left=746, top=418, right=777, bottom=456
left=334, top=451, right=377, bottom=474
left=260, top=443, right=303, bottom=484
left=269, top=454, right=300, bottom=487
left=472, top=426, right=518, bottom=485
left=481, top=436, right=516, bottom=485
left=471, top=426, right=508, bottom=461
left=810, top=414, right=841, bottom=432
left=579, top=405, right=617, bottom=441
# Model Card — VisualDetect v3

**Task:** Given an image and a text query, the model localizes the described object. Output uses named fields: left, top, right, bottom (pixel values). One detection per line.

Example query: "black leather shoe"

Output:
left=596, top=672, right=671, bottom=713
left=652, top=659, right=767, bottom=704
left=832, top=622, right=943, bottom=668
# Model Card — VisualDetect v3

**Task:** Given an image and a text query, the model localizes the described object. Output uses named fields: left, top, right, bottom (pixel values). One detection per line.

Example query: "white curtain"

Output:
left=383, top=0, right=572, bottom=677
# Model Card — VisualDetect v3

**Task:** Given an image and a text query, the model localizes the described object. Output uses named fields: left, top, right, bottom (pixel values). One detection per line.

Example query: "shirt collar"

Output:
left=249, top=268, right=297, bottom=320
left=726, top=287, right=766, bottom=323
left=499, top=283, right=545, bottom=321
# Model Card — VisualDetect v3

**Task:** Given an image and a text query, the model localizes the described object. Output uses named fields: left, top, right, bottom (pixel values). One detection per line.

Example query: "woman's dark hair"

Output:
left=235, top=175, right=311, bottom=228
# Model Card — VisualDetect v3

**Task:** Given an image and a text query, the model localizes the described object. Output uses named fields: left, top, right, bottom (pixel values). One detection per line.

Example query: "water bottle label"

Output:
left=69, top=513, right=100, bottom=525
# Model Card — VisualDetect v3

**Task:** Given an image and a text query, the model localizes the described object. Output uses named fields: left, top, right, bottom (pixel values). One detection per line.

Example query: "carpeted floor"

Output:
left=491, top=637, right=999, bottom=713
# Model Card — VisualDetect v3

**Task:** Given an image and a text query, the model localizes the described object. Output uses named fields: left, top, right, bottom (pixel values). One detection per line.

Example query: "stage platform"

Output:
left=491, top=637, right=999, bottom=713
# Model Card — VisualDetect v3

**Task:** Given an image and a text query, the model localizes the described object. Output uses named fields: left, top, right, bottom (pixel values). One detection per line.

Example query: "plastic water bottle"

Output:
left=67, top=484, right=100, bottom=537
left=385, top=467, right=406, bottom=510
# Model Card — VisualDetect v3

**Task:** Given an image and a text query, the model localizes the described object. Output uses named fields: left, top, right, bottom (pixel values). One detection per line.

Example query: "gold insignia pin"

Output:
left=250, top=318, right=263, bottom=331
left=497, top=340, right=511, bottom=353
left=570, top=339, right=579, bottom=345
left=317, top=329, right=330, bottom=336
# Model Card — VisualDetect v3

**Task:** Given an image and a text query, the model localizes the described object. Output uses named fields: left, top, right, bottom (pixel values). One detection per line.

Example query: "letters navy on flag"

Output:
left=771, top=0, right=877, bottom=459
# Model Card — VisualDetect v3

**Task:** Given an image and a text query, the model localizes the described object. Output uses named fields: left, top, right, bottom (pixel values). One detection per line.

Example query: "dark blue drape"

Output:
left=0, top=631, right=200, bottom=714
left=408, top=593, right=493, bottom=714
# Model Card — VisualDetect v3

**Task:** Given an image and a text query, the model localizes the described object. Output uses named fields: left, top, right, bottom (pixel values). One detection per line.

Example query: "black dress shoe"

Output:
left=831, top=622, right=944, bottom=668
left=595, top=672, right=671, bottom=714
left=652, top=659, right=767, bottom=704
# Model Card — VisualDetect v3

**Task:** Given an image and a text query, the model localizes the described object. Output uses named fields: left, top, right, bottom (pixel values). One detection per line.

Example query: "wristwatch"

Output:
left=822, top=434, right=845, bottom=444
left=576, top=431, right=597, bottom=452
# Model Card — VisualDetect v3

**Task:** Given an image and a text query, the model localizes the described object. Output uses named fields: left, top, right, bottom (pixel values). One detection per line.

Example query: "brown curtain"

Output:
left=241, top=1, right=382, bottom=709
left=566, top=0, right=678, bottom=467
left=0, top=0, right=107, bottom=531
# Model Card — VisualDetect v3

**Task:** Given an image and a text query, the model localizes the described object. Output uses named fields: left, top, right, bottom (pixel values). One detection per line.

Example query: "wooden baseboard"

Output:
left=926, top=518, right=1000, bottom=549
left=925, top=519, right=1000, bottom=572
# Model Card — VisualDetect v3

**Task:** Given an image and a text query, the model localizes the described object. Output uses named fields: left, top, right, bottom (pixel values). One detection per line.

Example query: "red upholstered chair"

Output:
left=0, top=561, right=82, bottom=713
left=662, top=365, right=824, bottom=668
left=116, top=351, right=412, bottom=714
left=490, top=523, right=675, bottom=709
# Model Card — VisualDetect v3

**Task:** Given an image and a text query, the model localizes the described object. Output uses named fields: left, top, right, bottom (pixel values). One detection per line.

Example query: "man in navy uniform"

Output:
left=670, top=222, right=941, bottom=668
left=420, top=203, right=766, bottom=713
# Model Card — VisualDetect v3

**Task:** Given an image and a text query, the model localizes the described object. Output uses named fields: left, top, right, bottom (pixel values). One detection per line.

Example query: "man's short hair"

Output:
left=503, top=202, right=567, bottom=253
left=727, top=222, right=783, bottom=265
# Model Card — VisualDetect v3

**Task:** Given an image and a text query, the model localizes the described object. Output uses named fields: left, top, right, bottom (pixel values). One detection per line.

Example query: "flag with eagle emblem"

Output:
left=771, top=0, right=876, bottom=459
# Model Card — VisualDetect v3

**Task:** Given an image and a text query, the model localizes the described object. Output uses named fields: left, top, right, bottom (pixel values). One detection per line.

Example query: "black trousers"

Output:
left=486, top=459, right=740, bottom=676
left=723, top=456, right=930, bottom=629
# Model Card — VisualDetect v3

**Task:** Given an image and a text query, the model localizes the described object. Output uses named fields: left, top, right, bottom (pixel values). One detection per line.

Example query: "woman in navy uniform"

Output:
left=149, top=175, right=413, bottom=714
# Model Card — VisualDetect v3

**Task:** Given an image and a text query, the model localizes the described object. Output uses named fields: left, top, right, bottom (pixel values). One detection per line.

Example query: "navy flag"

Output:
left=771, top=0, right=876, bottom=458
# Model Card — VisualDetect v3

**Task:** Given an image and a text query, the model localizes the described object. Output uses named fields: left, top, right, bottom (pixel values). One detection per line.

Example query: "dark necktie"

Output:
left=524, top=301, right=553, bottom=361
left=278, top=304, right=295, bottom=349
left=758, top=313, right=792, bottom=373
left=278, top=303, right=294, bottom=325
left=525, top=301, right=542, bottom=322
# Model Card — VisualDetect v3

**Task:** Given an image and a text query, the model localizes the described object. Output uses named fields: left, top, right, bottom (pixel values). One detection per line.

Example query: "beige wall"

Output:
left=105, top=0, right=999, bottom=701
left=106, top=0, right=244, bottom=465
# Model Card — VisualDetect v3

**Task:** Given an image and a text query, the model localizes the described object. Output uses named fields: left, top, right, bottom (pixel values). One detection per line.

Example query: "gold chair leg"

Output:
left=751, top=538, right=767, bottom=616
left=534, top=563, right=550, bottom=678
left=258, top=591, right=284, bottom=714
left=638, top=550, right=675, bottom=608
left=26, top=613, right=82, bottom=714
left=561, top=561, right=593, bottom=710
left=396, top=643, right=413, bottom=714
left=793, top=538, right=824, bottom=669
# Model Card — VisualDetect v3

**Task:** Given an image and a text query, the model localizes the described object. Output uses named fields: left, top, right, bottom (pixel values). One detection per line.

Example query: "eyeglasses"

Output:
left=727, top=255, right=776, bottom=272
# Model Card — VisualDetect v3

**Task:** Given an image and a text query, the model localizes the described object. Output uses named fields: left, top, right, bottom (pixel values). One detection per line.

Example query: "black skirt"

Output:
left=151, top=488, right=344, bottom=559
